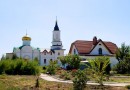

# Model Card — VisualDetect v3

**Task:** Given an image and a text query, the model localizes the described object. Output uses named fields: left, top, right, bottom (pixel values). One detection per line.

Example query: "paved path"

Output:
left=40, top=74, right=130, bottom=87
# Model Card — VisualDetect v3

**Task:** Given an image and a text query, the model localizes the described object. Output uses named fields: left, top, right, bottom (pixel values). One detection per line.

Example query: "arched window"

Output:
left=99, top=48, right=102, bottom=55
left=74, top=49, right=76, bottom=54
left=44, top=59, right=46, bottom=64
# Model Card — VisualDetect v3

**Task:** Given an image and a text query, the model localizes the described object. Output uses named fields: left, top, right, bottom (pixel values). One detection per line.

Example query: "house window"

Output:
left=44, top=52, right=46, bottom=55
left=58, top=52, right=60, bottom=55
left=44, top=59, right=46, bottom=64
left=99, top=48, right=102, bottom=55
left=74, top=49, right=76, bottom=54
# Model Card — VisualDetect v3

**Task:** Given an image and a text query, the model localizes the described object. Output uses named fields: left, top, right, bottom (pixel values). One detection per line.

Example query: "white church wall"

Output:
left=21, top=46, right=33, bottom=60
left=33, top=49, right=40, bottom=60
left=53, top=31, right=60, bottom=41
left=40, top=52, right=55, bottom=66
left=14, top=49, right=21, bottom=57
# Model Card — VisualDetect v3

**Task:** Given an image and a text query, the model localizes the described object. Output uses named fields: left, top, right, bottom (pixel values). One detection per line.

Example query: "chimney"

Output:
left=93, top=36, right=97, bottom=45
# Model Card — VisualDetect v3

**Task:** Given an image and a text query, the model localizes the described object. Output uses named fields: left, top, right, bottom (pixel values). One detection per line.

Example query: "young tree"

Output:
left=58, top=56, right=67, bottom=68
left=116, top=43, right=130, bottom=62
left=59, top=54, right=81, bottom=69
left=47, top=60, right=58, bottom=75
left=73, top=70, right=88, bottom=90
left=88, top=56, right=110, bottom=85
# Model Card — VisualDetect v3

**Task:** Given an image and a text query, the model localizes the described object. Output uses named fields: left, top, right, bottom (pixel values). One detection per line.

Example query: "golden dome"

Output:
left=22, top=35, right=31, bottom=41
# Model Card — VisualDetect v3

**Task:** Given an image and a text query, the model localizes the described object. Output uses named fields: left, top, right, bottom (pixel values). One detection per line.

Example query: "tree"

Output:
left=88, top=57, right=110, bottom=85
left=59, top=54, right=81, bottom=70
left=113, top=57, right=130, bottom=74
left=73, top=70, right=88, bottom=90
left=116, top=43, right=130, bottom=62
left=47, top=60, right=58, bottom=75
left=58, top=56, right=67, bottom=68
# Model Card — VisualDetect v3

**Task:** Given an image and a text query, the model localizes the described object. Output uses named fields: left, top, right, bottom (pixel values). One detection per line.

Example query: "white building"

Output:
left=69, top=36, right=118, bottom=66
left=6, top=21, right=65, bottom=66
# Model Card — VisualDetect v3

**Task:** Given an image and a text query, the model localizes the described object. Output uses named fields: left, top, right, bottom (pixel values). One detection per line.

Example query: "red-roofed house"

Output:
left=69, top=36, right=118, bottom=66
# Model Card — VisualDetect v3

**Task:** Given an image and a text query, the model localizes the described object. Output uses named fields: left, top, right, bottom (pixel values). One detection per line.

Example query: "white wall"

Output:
left=90, top=42, right=111, bottom=55
left=14, top=49, right=21, bottom=57
left=71, top=45, right=78, bottom=55
left=53, top=31, right=60, bottom=41
left=40, top=49, right=65, bottom=66
left=21, top=46, right=33, bottom=60
left=33, top=49, right=40, bottom=60
left=80, top=56, right=118, bottom=67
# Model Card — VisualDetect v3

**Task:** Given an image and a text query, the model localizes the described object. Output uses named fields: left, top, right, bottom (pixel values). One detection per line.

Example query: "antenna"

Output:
left=56, top=16, right=57, bottom=21
left=26, top=29, right=27, bottom=36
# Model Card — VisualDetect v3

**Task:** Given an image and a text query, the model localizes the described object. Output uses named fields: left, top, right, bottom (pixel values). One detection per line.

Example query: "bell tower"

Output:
left=51, top=20, right=63, bottom=50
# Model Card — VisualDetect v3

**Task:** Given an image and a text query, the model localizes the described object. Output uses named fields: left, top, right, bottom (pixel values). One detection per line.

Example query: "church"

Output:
left=6, top=21, right=65, bottom=66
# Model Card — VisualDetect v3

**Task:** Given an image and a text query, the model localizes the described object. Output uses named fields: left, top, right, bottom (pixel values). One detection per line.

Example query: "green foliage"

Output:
left=116, top=43, right=130, bottom=62
left=88, top=56, right=110, bottom=85
left=47, top=60, right=58, bottom=75
left=59, top=54, right=81, bottom=69
left=73, top=70, right=88, bottom=90
left=58, top=56, right=67, bottom=68
left=59, top=70, right=71, bottom=80
left=0, top=59, right=41, bottom=75
left=113, top=57, right=130, bottom=74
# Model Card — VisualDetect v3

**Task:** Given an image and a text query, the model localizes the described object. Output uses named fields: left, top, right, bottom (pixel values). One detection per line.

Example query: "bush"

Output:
left=73, top=70, right=88, bottom=90
left=0, top=59, right=41, bottom=75
left=113, top=57, right=130, bottom=74
left=46, top=60, right=58, bottom=75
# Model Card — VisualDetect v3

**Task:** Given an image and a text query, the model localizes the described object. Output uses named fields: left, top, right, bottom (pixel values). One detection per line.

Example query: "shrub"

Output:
left=46, top=60, right=58, bottom=75
left=0, top=59, right=41, bottom=75
left=113, top=57, right=130, bottom=74
left=73, top=70, right=88, bottom=90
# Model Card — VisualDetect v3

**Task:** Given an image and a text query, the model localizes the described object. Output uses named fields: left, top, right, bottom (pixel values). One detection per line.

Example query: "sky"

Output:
left=0, top=0, right=130, bottom=58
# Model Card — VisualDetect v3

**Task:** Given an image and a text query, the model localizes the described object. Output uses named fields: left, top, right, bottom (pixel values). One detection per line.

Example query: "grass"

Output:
left=109, top=76, right=130, bottom=83
left=0, top=74, right=73, bottom=90
left=0, top=74, right=127, bottom=90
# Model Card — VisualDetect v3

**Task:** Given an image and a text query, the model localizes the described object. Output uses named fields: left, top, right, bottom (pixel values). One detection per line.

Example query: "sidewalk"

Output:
left=40, top=74, right=130, bottom=87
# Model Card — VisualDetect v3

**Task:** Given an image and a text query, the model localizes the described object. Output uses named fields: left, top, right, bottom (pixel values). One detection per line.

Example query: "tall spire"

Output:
left=54, top=18, right=59, bottom=31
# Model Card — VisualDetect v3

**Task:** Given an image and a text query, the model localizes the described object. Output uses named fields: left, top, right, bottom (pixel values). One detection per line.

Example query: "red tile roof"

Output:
left=69, top=39, right=118, bottom=55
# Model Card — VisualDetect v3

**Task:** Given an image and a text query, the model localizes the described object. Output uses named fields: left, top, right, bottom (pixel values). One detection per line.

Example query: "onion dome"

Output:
left=22, top=35, right=31, bottom=41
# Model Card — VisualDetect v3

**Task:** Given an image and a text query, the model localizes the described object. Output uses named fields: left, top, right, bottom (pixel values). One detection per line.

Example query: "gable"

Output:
left=69, top=44, right=78, bottom=54
left=90, top=41, right=111, bottom=55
